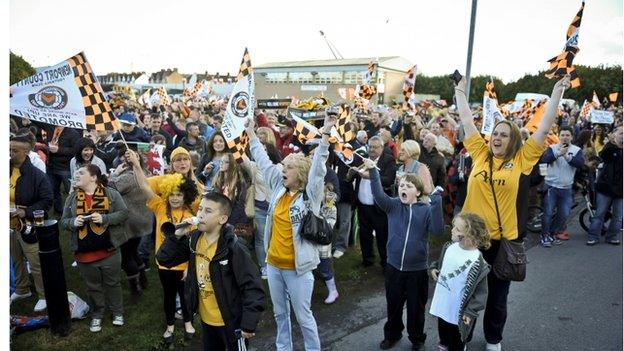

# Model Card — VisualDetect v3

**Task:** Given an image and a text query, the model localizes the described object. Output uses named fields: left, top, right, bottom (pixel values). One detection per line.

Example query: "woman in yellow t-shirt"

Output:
left=454, top=74, right=571, bottom=349
left=128, top=150, right=199, bottom=344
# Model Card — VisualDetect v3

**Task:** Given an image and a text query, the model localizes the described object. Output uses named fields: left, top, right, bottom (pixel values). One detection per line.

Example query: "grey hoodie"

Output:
left=249, top=137, right=328, bottom=275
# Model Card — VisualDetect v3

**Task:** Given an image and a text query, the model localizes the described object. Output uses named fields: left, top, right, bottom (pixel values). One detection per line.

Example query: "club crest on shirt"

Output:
left=502, top=162, right=513, bottom=169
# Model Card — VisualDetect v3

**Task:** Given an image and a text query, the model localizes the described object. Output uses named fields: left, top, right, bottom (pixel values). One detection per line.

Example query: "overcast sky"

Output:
left=9, top=0, right=623, bottom=82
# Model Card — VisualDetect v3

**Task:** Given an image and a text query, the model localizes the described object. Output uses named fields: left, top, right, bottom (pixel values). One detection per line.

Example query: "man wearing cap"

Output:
left=10, top=133, right=54, bottom=312
left=113, top=112, right=151, bottom=143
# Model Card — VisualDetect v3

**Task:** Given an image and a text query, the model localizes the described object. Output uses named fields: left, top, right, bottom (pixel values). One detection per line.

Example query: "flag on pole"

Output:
left=579, top=100, right=592, bottom=119
left=358, top=61, right=377, bottom=100
left=10, top=52, right=119, bottom=131
left=592, top=91, right=602, bottom=108
left=150, top=86, right=171, bottom=106
left=138, top=89, right=152, bottom=108
left=481, top=80, right=503, bottom=136
left=335, top=104, right=355, bottom=142
left=544, top=2, right=584, bottom=88
left=221, top=48, right=254, bottom=162
left=402, top=65, right=416, bottom=110
left=524, top=100, right=547, bottom=133
left=291, top=113, right=354, bottom=159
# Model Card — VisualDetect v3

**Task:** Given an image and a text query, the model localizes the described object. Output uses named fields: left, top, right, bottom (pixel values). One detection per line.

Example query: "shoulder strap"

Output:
left=489, top=157, right=504, bottom=236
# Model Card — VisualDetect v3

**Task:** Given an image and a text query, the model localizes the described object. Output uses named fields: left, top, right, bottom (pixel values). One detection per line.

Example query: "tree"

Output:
left=10, top=52, right=36, bottom=85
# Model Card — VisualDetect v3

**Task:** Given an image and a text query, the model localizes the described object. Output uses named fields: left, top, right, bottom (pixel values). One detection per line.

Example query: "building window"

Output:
left=316, top=71, right=343, bottom=84
left=265, top=72, right=288, bottom=84
left=289, top=72, right=314, bottom=84
left=344, top=71, right=365, bottom=85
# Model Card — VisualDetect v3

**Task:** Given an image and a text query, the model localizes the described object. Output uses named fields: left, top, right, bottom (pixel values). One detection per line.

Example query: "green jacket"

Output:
left=60, top=186, right=129, bottom=252
left=429, top=241, right=490, bottom=342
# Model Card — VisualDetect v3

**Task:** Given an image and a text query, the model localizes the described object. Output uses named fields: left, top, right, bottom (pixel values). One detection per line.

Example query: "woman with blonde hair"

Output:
left=397, top=140, right=434, bottom=195
left=246, top=114, right=335, bottom=351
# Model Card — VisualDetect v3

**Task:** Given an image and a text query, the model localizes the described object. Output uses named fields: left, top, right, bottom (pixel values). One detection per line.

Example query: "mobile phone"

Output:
left=450, top=70, right=463, bottom=85
left=83, top=215, right=92, bottom=222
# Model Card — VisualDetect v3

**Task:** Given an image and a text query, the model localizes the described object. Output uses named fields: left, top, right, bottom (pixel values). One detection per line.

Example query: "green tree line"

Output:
left=10, top=51, right=36, bottom=85
left=415, top=65, right=623, bottom=105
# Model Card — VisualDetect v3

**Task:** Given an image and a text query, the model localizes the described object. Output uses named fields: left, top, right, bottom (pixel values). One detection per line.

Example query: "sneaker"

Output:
left=324, top=291, right=339, bottom=304
left=540, top=236, right=552, bottom=248
left=555, top=232, right=570, bottom=241
left=71, top=261, right=78, bottom=267
left=607, top=239, right=621, bottom=245
left=485, top=343, right=501, bottom=351
left=112, top=315, right=124, bottom=326
left=586, top=239, right=599, bottom=246
left=333, top=250, right=345, bottom=259
left=260, top=266, right=268, bottom=280
left=10, top=291, right=32, bottom=303
left=33, top=299, right=47, bottom=312
left=90, top=318, right=102, bottom=332
left=550, top=236, right=562, bottom=245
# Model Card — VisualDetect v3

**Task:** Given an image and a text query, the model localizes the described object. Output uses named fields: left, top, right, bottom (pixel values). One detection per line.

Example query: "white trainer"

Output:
left=33, top=299, right=47, bottom=312
left=10, top=291, right=32, bottom=303
left=332, top=250, right=344, bottom=259
left=112, top=315, right=124, bottom=326
left=90, top=318, right=102, bottom=332
left=485, top=343, right=501, bottom=351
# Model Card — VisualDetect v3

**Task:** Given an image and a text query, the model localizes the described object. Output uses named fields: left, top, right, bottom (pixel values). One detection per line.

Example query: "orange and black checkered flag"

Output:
left=358, top=61, right=377, bottom=100
left=335, top=104, right=355, bottom=142
left=292, top=116, right=319, bottom=144
left=402, top=65, right=416, bottom=110
left=544, top=2, right=584, bottom=88
left=66, top=52, right=120, bottom=131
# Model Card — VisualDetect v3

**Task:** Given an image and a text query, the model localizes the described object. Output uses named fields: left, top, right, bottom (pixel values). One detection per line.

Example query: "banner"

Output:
left=287, top=107, right=326, bottom=120
left=257, top=98, right=292, bottom=109
left=481, top=81, right=503, bottom=136
left=145, top=143, right=167, bottom=175
left=590, top=109, right=614, bottom=124
left=10, top=52, right=119, bottom=131
left=221, top=48, right=255, bottom=161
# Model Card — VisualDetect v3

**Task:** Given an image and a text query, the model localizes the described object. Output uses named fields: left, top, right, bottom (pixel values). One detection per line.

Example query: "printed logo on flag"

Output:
left=231, top=91, right=250, bottom=118
left=29, top=86, right=68, bottom=109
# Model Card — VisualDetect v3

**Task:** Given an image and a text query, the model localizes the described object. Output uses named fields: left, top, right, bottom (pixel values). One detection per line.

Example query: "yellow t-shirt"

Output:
left=10, top=168, right=20, bottom=230
left=147, top=194, right=194, bottom=271
left=461, top=133, right=545, bottom=240
left=196, top=233, right=225, bottom=326
left=267, top=192, right=296, bottom=270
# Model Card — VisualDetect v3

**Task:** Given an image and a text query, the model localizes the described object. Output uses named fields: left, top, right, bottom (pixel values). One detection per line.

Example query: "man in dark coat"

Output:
left=419, top=133, right=446, bottom=188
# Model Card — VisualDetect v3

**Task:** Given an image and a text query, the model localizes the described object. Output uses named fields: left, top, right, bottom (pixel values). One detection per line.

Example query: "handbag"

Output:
left=299, top=191, right=333, bottom=246
left=488, top=158, right=527, bottom=282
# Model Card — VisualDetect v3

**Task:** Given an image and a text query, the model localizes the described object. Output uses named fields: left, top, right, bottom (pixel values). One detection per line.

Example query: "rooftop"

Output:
left=256, top=56, right=413, bottom=73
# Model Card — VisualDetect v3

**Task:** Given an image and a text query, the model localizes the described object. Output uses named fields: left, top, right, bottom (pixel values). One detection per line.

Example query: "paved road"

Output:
left=329, top=214, right=623, bottom=350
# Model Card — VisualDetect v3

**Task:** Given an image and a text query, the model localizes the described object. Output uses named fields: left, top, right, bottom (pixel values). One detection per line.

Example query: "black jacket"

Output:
left=596, top=142, right=623, bottom=198
left=419, top=146, right=446, bottom=187
left=351, top=152, right=397, bottom=202
left=95, top=137, right=119, bottom=170
left=112, top=126, right=151, bottom=143
left=181, top=226, right=265, bottom=343
left=36, top=123, right=81, bottom=174
left=12, top=157, right=53, bottom=219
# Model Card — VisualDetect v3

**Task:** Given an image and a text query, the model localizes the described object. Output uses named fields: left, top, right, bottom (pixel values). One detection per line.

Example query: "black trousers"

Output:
left=481, top=240, right=511, bottom=344
left=201, top=322, right=244, bottom=351
left=47, top=171, right=70, bottom=214
left=120, top=237, right=143, bottom=278
left=437, top=318, right=464, bottom=350
left=158, top=269, right=191, bottom=325
left=358, top=203, right=389, bottom=267
left=383, top=265, right=428, bottom=345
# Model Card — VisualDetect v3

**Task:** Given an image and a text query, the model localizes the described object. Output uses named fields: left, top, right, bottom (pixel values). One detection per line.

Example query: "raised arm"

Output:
left=532, top=75, right=571, bottom=145
left=454, top=76, right=479, bottom=139
left=127, top=150, right=154, bottom=200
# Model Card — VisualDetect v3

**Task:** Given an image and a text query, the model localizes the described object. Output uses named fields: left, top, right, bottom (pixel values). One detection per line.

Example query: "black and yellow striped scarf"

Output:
left=76, top=185, right=109, bottom=239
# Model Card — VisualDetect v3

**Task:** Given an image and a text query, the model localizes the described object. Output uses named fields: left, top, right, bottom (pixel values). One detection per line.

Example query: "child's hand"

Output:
left=430, top=269, right=439, bottom=281
left=462, top=315, right=472, bottom=325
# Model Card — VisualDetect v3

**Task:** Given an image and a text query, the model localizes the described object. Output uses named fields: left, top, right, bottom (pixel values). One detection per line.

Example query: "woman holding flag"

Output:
left=454, top=74, right=571, bottom=350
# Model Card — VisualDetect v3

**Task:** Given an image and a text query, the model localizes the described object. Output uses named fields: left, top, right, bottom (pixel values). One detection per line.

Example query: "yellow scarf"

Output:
left=76, top=185, right=110, bottom=239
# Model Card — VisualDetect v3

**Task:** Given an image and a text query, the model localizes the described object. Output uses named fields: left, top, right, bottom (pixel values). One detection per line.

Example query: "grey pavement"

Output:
left=329, top=216, right=623, bottom=351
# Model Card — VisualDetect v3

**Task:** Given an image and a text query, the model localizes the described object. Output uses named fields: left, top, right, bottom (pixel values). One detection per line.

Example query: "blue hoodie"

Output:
left=370, top=168, right=444, bottom=271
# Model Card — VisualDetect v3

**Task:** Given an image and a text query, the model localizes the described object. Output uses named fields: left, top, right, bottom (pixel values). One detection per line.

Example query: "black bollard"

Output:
left=35, top=219, right=71, bottom=336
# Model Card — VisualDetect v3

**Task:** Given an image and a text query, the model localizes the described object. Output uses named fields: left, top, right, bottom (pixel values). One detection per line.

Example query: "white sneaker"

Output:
left=10, top=291, right=32, bottom=303
left=485, top=343, right=501, bottom=351
left=90, top=318, right=102, bottom=332
left=332, top=250, right=344, bottom=259
left=33, top=299, right=47, bottom=312
left=260, top=267, right=268, bottom=280
left=112, top=315, right=124, bottom=326
left=71, top=261, right=78, bottom=267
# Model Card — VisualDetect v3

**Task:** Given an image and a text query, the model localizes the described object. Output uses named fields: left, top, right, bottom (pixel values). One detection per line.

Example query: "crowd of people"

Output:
left=9, top=74, right=623, bottom=350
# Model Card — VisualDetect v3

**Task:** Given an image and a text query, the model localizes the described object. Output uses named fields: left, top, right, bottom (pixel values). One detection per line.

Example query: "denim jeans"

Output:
left=588, top=192, right=623, bottom=241
left=317, top=258, right=333, bottom=281
left=541, top=186, right=573, bottom=235
left=253, top=206, right=268, bottom=269
left=267, top=265, right=320, bottom=351
left=333, top=202, right=353, bottom=252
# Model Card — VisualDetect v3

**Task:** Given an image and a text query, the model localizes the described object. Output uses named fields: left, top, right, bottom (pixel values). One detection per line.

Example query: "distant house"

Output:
left=98, top=72, right=146, bottom=85
left=149, top=68, right=185, bottom=84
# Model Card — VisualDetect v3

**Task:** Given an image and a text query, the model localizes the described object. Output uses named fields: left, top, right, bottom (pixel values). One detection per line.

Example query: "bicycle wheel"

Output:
left=579, top=208, right=590, bottom=232
left=526, top=205, right=543, bottom=233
